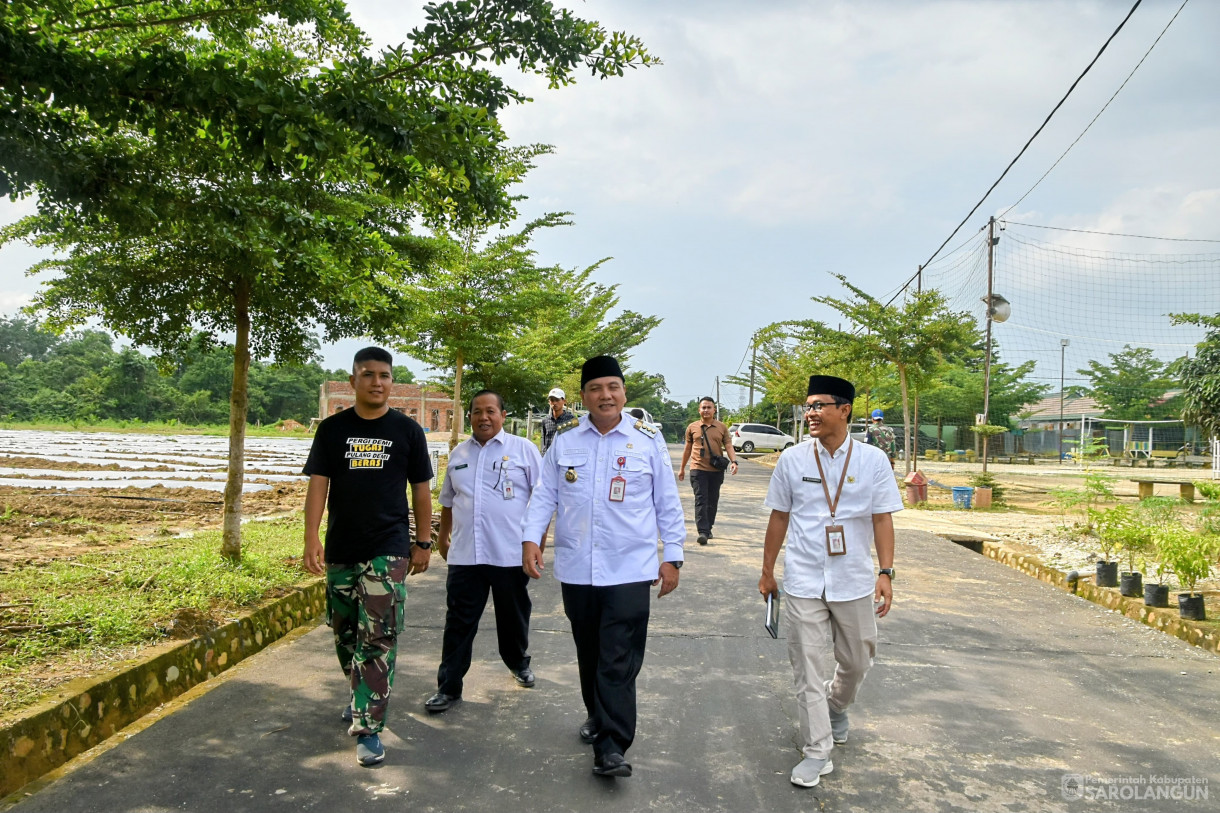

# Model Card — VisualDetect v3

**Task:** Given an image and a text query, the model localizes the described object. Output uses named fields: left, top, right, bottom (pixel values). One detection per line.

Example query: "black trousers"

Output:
left=436, top=564, right=532, bottom=696
left=689, top=468, right=725, bottom=535
left=561, top=581, right=651, bottom=758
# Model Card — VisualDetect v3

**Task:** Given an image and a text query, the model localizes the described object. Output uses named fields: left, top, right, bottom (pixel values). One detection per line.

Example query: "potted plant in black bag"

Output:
left=1088, top=506, right=1121, bottom=588
left=1156, top=527, right=1212, bottom=620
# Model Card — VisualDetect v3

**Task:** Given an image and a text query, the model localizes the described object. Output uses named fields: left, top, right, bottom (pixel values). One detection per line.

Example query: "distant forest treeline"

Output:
left=0, top=316, right=413, bottom=425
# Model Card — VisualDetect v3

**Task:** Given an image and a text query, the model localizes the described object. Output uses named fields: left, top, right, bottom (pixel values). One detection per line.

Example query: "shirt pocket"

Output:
left=556, top=450, right=593, bottom=504
left=615, top=450, right=651, bottom=490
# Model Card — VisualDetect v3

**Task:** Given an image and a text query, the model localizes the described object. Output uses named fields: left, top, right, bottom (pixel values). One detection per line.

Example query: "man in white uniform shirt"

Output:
left=425, top=390, right=544, bottom=713
left=759, top=375, right=902, bottom=789
left=523, top=355, right=686, bottom=779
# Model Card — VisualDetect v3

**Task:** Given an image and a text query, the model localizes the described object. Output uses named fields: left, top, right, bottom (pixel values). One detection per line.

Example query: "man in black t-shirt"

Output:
left=303, top=347, right=433, bottom=767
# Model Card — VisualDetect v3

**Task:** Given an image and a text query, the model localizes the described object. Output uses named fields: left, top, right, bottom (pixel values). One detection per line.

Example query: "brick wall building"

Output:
left=318, top=381, right=454, bottom=432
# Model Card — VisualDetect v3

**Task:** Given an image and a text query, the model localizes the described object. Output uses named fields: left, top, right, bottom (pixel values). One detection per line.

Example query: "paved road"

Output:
left=11, top=446, right=1218, bottom=812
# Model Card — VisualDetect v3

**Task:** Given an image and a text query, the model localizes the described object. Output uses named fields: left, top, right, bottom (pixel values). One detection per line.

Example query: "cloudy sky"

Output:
left=3, top=0, right=1217, bottom=407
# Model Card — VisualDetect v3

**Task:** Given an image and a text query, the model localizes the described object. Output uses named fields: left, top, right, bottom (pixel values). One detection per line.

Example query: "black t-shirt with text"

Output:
left=303, top=408, right=433, bottom=564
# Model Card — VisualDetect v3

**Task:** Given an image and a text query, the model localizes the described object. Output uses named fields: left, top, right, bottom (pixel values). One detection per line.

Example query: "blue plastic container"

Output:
left=951, top=486, right=974, bottom=509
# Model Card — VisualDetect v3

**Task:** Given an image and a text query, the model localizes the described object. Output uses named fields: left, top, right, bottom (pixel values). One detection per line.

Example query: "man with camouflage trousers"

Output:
left=303, top=347, right=434, bottom=766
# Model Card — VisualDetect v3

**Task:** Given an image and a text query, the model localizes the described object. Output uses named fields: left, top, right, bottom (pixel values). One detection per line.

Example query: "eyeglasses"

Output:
left=803, top=401, right=843, bottom=413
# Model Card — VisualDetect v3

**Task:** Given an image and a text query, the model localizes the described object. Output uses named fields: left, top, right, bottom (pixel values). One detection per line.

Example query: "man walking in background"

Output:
left=866, top=409, right=897, bottom=469
left=425, top=390, right=544, bottom=713
left=303, top=346, right=434, bottom=767
left=678, top=396, right=738, bottom=545
left=540, top=387, right=576, bottom=456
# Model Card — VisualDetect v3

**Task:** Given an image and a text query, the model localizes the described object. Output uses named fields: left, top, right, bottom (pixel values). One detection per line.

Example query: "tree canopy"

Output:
left=1077, top=345, right=1178, bottom=420
left=1171, top=313, right=1220, bottom=437
left=2, top=0, right=658, bottom=559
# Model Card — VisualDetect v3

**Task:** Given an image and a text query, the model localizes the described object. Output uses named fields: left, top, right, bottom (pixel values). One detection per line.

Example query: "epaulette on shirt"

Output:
left=555, top=417, right=582, bottom=436
left=633, top=420, right=658, bottom=437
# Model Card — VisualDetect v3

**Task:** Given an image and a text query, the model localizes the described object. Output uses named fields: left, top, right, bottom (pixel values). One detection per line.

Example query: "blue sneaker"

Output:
left=356, top=733, right=384, bottom=766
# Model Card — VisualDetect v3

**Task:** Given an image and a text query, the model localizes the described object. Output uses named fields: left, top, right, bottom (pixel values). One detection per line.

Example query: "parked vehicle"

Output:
left=850, top=422, right=944, bottom=457
left=729, top=423, right=796, bottom=453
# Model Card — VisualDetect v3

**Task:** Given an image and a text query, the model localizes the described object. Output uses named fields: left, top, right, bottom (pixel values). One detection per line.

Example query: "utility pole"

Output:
left=913, top=266, right=922, bottom=472
left=747, top=331, right=757, bottom=422
left=981, top=217, right=997, bottom=473
left=1059, top=339, right=1069, bottom=464
left=715, top=375, right=720, bottom=406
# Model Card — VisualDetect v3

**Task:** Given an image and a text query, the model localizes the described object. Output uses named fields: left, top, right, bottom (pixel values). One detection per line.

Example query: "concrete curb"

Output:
left=0, top=580, right=325, bottom=798
left=980, top=541, right=1220, bottom=656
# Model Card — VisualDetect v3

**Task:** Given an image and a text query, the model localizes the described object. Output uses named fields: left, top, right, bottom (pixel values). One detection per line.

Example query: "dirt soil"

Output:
left=0, top=477, right=307, bottom=572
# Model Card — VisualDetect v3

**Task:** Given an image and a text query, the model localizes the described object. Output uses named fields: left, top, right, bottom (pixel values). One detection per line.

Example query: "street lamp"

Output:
left=1059, top=339, right=1070, bottom=463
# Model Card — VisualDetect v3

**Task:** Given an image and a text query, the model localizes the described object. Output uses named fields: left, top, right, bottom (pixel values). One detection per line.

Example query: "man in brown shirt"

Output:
left=678, top=396, right=738, bottom=545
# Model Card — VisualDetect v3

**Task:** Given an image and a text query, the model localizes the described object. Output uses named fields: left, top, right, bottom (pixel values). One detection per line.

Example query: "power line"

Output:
left=1000, top=221, right=1220, bottom=244
left=999, top=0, right=1191, bottom=219
left=916, top=0, right=1144, bottom=272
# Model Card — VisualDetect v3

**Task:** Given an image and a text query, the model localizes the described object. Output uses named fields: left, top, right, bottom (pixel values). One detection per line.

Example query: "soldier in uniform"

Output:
left=303, top=347, right=434, bottom=767
left=522, top=355, right=686, bottom=778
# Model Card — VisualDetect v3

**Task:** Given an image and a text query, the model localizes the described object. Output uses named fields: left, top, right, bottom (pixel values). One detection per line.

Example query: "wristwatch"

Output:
left=878, top=567, right=895, bottom=580
left=414, top=539, right=433, bottom=550
left=667, top=560, right=683, bottom=570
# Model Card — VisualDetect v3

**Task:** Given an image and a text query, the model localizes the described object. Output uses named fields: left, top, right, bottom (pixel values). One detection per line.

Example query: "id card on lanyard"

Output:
left=813, top=440, right=854, bottom=556
left=609, top=456, right=627, bottom=502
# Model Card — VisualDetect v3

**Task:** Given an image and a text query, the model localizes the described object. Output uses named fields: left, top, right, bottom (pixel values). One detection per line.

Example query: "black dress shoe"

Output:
left=696, top=534, right=708, bottom=546
left=513, top=666, right=536, bottom=688
left=424, top=692, right=460, bottom=713
left=578, top=717, right=599, bottom=744
left=592, top=753, right=632, bottom=777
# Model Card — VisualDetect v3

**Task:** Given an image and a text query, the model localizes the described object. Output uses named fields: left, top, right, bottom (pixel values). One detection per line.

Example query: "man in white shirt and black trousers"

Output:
left=424, top=389, right=545, bottom=713
left=759, top=374, right=902, bottom=789
left=523, top=355, right=686, bottom=778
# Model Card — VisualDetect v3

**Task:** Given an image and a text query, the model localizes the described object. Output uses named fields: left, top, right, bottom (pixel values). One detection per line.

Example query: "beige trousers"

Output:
left=785, top=592, right=878, bottom=759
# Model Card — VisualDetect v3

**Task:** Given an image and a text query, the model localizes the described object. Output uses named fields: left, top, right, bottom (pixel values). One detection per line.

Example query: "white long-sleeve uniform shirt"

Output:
left=522, top=412, right=686, bottom=585
left=441, top=429, right=543, bottom=568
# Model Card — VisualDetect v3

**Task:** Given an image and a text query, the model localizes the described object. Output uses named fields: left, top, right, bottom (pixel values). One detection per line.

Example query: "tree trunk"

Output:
left=221, top=278, right=252, bottom=562
left=899, top=366, right=912, bottom=475
left=449, top=350, right=464, bottom=450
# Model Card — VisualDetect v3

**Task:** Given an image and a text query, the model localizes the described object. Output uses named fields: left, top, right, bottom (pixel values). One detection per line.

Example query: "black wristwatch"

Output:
left=667, top=560, right=683, bottom=570
left=414, top=539, right=433, bottom=550
left=878, top=567, right=895, bottom=580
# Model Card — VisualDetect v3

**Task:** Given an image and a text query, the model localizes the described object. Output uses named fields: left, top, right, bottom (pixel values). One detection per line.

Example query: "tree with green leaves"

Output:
left=780, top=275, right=976, bottom=473
left=395, top=211, right=661, bottom=421
left=2, top=1, right=657, bottom=560
left=1170, top=313, right=1220, bottom=439
left=1077, top=345, right=1178, bottom=420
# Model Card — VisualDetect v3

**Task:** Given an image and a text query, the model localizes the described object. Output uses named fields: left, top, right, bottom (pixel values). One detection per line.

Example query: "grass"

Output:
left=0, top=517, right=314, bottom=715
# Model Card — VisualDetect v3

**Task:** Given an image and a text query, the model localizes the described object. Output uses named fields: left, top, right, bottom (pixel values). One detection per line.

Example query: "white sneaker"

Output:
left=790, top=756, right=834, bottom=788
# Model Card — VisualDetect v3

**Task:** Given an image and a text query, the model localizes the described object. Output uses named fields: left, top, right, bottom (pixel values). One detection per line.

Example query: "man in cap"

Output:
left=523, top=355, right=686, bottom=778
left=865, top=408, right=897, bottom=469
left=540, top=387, right=575, bottom=456
left=424, top=389, right=544, bottom=713
left=758, top=375, right=902, bottom=788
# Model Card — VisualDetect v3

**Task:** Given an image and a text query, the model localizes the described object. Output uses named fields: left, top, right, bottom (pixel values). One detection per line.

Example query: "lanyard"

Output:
left=812, top=439, right=853, bottom=521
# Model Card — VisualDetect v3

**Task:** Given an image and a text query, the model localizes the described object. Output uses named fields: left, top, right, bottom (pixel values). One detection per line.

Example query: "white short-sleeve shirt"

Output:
left=764, top=438, right=903, bottom=601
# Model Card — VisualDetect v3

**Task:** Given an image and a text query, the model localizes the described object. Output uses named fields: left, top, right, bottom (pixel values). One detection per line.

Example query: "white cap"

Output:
left=547, top=388, right=565, bottom=400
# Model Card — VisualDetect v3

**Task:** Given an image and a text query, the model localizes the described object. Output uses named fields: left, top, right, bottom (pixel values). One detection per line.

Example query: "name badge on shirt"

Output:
left=503, top=478, right=514, bottom=500
left=609, top=475, right=626, bottom=502
left=453, top=463, right=469, bottom=471
left=802, top=476, right=822, bottom=483
left=825, top=524, right=847, bottom=556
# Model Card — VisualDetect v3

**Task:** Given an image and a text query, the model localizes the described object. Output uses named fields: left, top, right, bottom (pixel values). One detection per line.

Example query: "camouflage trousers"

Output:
left=326, top=555, right=409, bottom=736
